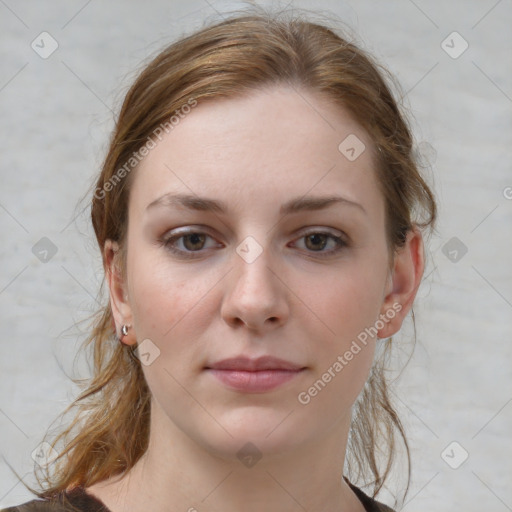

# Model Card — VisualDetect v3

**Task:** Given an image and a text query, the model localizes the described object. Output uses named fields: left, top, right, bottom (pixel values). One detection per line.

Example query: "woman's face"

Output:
left=110, top=85, right=415, bottom=460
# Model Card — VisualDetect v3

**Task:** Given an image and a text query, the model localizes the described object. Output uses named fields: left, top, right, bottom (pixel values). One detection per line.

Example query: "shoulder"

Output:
left=0, top=501, right=70, bottom=512
left=0, top=487, right=110, bottom=512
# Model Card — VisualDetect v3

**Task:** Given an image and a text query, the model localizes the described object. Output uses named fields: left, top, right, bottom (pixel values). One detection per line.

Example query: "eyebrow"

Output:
left=146, top=193, right=366, bottom=215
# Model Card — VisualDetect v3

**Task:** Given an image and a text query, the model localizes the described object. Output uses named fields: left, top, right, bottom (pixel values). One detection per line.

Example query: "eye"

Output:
left=161, top=229, right=219, bottom=259
left=293, top=231, right=347, bottom=257
left=160, top=228, right=348, bottom=260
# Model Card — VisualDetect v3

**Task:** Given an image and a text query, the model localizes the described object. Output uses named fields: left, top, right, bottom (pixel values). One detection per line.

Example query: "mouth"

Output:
left=204, top=356, right=307, bottom=393
left=205, top=355, right=305, bottom=372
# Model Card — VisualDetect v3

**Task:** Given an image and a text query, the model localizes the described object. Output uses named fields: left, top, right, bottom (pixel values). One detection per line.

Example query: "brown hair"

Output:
left=11, top=5, right=436, bottom=507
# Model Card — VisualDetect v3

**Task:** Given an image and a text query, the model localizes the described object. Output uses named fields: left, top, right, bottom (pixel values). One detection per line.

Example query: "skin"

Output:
left=86, top=85, right=424, bottom=512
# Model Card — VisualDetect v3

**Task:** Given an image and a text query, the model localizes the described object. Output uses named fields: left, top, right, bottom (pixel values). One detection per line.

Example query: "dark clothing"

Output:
left=347, top=482, right=395, bottom=511
left=1, top=482, right=394, bottom=512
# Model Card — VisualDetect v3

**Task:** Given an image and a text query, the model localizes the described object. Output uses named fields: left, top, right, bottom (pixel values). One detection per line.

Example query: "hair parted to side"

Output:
left=11, top=5, right=436, bottom=506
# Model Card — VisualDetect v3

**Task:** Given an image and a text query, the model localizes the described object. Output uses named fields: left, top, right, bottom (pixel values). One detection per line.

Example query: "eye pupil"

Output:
left=184, top=233, right=205, bottom=250
left=305, top=233, right=327, bottom=251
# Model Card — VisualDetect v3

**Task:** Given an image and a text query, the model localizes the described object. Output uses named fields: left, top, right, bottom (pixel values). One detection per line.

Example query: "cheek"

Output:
left=130, top=269, right=199, bottom=340
left=126, top=243, right=189, bottom=338
left=313, top=259, right=387, bottom=342
left=299, top=255, right=387, bottom=402
left=126, top=244, right=222, bottom=349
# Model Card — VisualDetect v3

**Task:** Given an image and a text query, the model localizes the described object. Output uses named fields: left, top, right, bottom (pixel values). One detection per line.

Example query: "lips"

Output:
left=204, top=356, right=306, bottom=393
left=205, top=355, right=305, bottom=372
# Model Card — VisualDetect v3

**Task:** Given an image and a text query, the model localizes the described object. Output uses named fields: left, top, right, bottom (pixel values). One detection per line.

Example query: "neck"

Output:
left=89, top=397, right=364, bottom=512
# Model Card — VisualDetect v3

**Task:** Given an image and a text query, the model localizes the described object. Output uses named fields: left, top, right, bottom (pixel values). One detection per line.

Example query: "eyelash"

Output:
left=160, top=229, right=348, bottom=260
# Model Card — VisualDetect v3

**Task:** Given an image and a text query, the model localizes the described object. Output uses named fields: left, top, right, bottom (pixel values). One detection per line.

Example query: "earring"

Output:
left=118, top=324, right=134, bottom=346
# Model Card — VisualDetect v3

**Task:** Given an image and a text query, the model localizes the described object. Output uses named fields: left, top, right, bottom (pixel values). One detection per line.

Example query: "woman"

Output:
left=2, top=6, right=436, bottom=512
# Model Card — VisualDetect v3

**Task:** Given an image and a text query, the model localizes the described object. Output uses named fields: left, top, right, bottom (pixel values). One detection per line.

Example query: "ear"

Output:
left=377, top=228, right=425, bottom=339
left=103, top=239, right=136, bottom=345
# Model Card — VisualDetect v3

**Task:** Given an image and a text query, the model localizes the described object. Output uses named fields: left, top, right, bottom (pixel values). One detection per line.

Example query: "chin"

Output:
left=194, top=406, right=314, bottom=462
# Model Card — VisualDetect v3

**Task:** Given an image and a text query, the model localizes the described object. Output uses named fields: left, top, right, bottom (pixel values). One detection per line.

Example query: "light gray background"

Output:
left=1, top=1, right=511, bottom=510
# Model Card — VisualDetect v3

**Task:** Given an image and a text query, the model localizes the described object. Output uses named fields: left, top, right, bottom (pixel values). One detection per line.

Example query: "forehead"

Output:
left=130, top=85, right=383, bottom=219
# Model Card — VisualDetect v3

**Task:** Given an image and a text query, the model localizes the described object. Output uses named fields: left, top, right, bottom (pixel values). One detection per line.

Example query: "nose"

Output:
left=221, top=242, right=289, bottom=333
